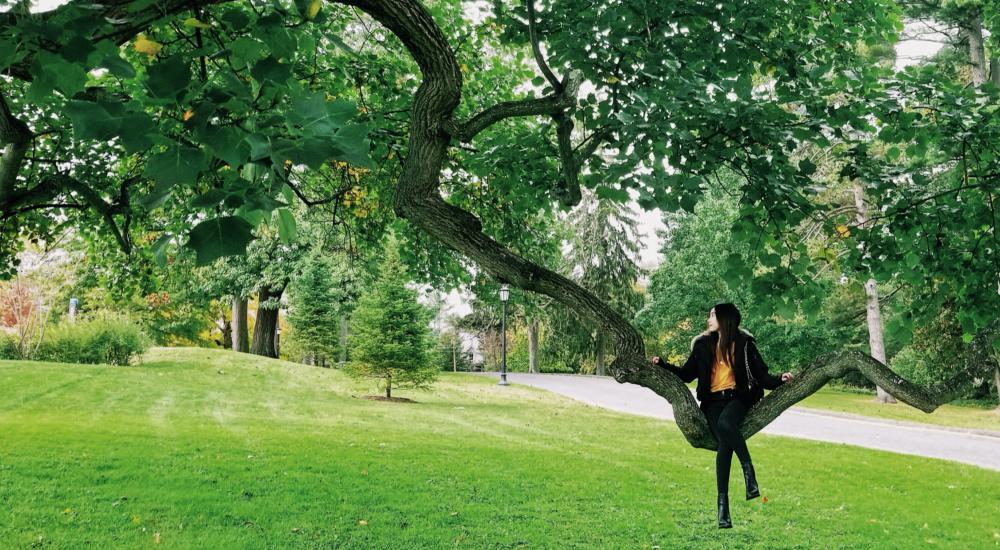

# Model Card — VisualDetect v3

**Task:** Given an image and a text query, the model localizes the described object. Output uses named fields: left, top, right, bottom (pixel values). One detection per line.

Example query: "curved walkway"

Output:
left=477, top=372, right=1000, bottom=472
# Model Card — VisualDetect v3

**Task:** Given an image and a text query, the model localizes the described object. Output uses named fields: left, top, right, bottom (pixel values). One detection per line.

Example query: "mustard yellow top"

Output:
left=710, top=344, right=736, bottom=392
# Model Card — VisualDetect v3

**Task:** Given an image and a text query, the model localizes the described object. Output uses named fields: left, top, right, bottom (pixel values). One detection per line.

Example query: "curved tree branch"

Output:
left=526, top=0, right=562, bottom=92
left=335, top=0, right=1000, bottom=454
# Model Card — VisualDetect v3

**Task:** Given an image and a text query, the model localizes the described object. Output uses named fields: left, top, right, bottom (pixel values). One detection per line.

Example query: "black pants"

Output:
left=703, top=397, right=752, bottom=494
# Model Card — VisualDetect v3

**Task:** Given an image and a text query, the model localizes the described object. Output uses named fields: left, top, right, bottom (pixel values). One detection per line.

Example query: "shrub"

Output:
left=36, top=316, right=150, bottom=366
left=889, top=345, right=961, bottom=392
left=0, top=332, right=17, bottom=359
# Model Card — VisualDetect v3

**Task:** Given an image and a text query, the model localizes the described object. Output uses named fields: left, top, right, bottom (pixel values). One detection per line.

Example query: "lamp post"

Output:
left=499, top=284, right=509, bottom=386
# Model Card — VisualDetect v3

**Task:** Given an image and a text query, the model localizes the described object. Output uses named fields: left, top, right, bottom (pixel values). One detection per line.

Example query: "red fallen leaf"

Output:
left=762, top=496, right=769, bottom=504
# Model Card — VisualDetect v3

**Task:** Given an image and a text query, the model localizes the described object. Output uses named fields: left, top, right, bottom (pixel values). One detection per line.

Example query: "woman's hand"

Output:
left=781, top=372, right=794, bottom=382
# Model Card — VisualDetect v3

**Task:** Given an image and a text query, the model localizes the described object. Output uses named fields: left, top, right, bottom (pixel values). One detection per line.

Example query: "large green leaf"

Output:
left=276, top=208, right=297, bottom=243
left=331, top=123, right=373, bottom=168
left=143, top=146, right=208, bottom=187
left=146, top=55, right=191, bottom=103
left=186, top=216, right=255, bottom=267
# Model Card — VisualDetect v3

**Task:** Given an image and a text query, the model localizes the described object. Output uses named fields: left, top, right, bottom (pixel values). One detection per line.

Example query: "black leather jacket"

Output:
left=657, top=328, right=785, bottom=410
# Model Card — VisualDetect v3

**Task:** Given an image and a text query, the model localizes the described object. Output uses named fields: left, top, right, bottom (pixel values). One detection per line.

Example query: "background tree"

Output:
left=346, top=240, right=436, bottom=399
left=285, top=250, right=340, bottom=366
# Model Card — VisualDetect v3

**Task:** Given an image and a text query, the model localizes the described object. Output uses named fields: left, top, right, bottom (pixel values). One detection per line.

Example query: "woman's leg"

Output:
left=704, top=402, right=735, bottom=494
left=715, top=399, right=751, bottom=465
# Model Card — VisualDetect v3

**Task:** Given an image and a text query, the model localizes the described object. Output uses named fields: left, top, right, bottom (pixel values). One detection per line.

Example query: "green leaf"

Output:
left=735, top=73, right=752, bottom=100
left=190, top=188, right=228, bottom=208
left=331, top=123, right=373, bottom=168
left=144, top=146, right=208, bottom=187
left=146, top=55, right=191, bottom=103
left=204, top=126, right=250, bottom=167
left=64, top=100, right=118, bottom=141
left=151, top=234, right=172, bottom=267
left=140, top=180, right=174, bottom=211
left=186, top=216, right=255, bottom=266
left=276, top=208, right=297, bottom=243
left=27, top=52, right=87, bottom=101
left=251, top=56, right=291, bottom=84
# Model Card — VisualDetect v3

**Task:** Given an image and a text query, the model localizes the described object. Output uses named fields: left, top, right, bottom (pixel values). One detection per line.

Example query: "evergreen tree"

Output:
left=286, top=251, right=339, bottom=366
left=546, top=189, right=644, bottom=375
left=346, top=242, right=436, bottom=398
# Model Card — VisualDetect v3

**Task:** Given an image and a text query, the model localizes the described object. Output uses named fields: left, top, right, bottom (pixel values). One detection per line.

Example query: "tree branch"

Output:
left=526, top=0, right=562, bottom=92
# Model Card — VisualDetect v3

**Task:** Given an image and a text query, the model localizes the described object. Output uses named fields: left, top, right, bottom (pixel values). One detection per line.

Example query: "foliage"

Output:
left=345, top=241, right=436, bottom=396
left=285, top=251, right=340, bottom=364
left=431, top=330, right=475, bottom=372
left=889, top=306, right=974, bottom=395
left=33, top=316, right=150, bottom=366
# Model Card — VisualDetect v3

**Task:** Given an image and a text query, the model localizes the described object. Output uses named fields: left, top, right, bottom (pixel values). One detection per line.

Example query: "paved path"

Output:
left=477, top=372, right=1000, bottom=472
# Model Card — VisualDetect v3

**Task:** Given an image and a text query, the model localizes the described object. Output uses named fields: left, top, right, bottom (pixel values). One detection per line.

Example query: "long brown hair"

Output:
left=709, top=302, right=741, bottom=367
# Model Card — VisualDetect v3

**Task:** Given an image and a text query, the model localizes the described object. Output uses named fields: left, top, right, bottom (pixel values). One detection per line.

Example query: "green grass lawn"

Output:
left=1, top=348, right=998, bottom=549
left=796, top=385, right=1000, bottom=432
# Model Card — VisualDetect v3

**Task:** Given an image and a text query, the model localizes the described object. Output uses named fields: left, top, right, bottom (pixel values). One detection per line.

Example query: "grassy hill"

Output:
left=1, top=348, right=998, bottom=548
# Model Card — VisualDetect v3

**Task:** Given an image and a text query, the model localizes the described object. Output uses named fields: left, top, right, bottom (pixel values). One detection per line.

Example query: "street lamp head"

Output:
left=499, top=284, right=510, bottom=302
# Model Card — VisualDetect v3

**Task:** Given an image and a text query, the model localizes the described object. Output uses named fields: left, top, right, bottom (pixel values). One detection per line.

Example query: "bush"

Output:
left=889, top=345, right=954, bottom=390
left=0, top=332, right=17, bottom=359
left=36, top=317, right=150, bottom=366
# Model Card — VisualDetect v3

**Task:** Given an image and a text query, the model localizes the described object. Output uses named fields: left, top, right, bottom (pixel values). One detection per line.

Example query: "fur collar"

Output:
left=690, top=327, right=755, bottom=351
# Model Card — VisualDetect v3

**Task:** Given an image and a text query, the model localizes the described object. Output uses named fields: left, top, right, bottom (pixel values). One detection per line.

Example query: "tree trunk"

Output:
left=595, top=330, right=606, bottom=376
left=452, top=333, right=458, bottom=372
left=991, top=58, right=1000, bottom=88
left=232, top=297, right=249, bottom=353
left=995, top=365, right=1000, bottom=414
left=386, top=375, right=392, bottom=399
left=250, top=287, right=283, bottom=358
left=853, top=184, right=896, bottom=404
left=967, top=15, right=988, bottom=87
left=339, top=315, right=349, bottom=368
left=220, top=317, right=233, bottom=349
left=527, top=318, right=539, bottom=373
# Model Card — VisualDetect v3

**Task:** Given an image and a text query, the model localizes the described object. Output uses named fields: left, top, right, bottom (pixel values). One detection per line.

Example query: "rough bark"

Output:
left=966, top=15, right=988, bottom=87
left=250, top=287, right=282, bottom=358
left=0, top=90, right=31, bottom=201
left=853, top=184, right=896, bottom=404
left=220, top=317, right=233, bottom=349
left=335, top=0, right=1000, bottom=451
left=527, top=318, right=539, bottom=374
left=232, top=297, right=249, bottom=353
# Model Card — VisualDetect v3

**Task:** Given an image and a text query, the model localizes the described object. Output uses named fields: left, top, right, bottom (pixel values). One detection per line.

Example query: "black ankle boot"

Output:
left=742, top=461, right=760, bottom=500
left=717, top=492, right=732, bottom=529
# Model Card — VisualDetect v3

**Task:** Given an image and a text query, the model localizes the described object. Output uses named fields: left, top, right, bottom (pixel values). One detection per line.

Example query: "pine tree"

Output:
left=286, top=251, right=339, bottom=366
left=346, top=242, right=436, bottom=398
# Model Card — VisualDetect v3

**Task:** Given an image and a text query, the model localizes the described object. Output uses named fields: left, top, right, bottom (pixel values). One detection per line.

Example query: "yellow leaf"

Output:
left=306, top=0, right=322, bottom=20
left=153, top=532, right=161, bottom=544
left=358, top=519, right=368, bottom=526
left=606, top=76, right=620, bottom=84
left=183, top=109, right=194, bottom=122
left=134, top=34, right=162, bottom=59
left=835, top=224, right=850, bottom=238
left=183, top=17, right=211, bottom=29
